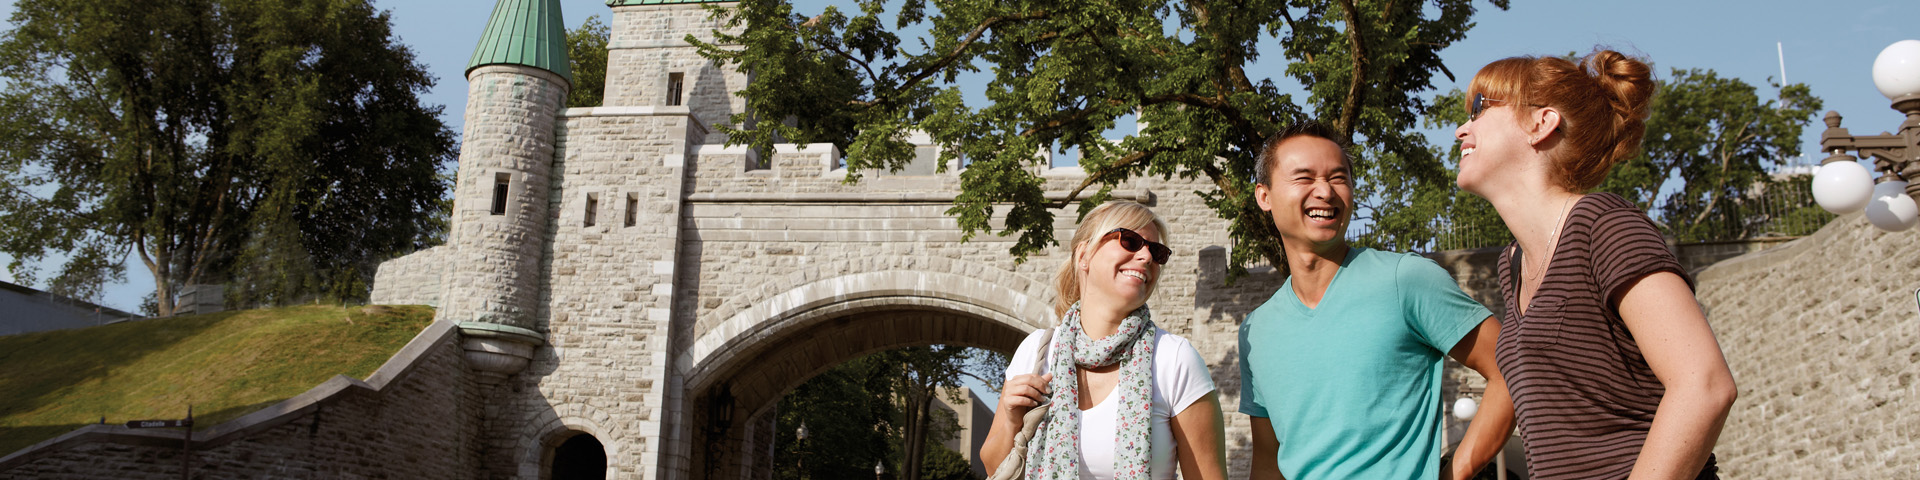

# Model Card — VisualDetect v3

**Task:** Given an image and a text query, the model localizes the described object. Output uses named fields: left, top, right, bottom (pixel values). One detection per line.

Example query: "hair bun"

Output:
left=1583, top=50, right=1653, bottom=170
left=1584, top=50, right=1654, bottom=123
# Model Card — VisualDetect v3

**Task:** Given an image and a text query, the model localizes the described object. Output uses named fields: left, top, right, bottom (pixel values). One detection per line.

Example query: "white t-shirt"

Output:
left=1005, top=326, right=1217, bottom=480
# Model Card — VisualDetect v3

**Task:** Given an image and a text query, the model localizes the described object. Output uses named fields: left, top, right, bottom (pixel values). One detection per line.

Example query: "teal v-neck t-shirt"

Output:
left=1238, top=247, right=1492, bottom=479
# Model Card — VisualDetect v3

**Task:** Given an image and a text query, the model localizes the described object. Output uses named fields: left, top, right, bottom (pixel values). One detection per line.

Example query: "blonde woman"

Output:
left=979, top=201, right=1227, bottom=480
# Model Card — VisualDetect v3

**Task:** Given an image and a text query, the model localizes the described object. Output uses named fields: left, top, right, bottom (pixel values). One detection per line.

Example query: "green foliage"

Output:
left=775, top=345, right=1002, bottom=480
left=0, top=304, right=434, bottom=455
left=0, top=0, right=456, bottom=313
left=692, top=0, right=1509, bottom=277
left=1380, top=66, right=1826, bottom=251
left=567, top=15, right=611, bottom=108
left=1353, top=88, right=1514, bottom=252
left=1597, top=70, right=1823, bottom=242
left=918, top=444, right=979, bottom=480
left=776, top=353, right=897, bottom=480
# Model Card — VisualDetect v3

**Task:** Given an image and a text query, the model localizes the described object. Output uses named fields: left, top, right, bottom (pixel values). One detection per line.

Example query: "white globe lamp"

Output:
left=1813, top=159, right=1875, bottom=214
left=1865, top=180, right=1920, bottom=232
left=1872, top=40, right=1920, bottom=100
left=1452, top=397, right=1479, bottom=421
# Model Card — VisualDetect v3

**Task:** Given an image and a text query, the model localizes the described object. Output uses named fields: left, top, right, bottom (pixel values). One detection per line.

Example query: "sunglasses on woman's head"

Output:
left=1099, top=228, right=1172, bottom=265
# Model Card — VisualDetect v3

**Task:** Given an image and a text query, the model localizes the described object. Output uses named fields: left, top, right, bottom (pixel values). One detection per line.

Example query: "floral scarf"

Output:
left=1026, top=302, right=1156, bottom=480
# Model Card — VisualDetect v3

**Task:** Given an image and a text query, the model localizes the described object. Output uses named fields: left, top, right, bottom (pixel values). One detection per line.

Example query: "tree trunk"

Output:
left=902, top=385, right=934, bottom=480
left=139, top=239, right=177, bottom=317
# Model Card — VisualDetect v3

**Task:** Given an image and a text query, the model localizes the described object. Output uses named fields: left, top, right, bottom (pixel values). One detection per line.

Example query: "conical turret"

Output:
left=469, top=0, right=573, bottom=83
left=444, top=0, right=574, bottom=385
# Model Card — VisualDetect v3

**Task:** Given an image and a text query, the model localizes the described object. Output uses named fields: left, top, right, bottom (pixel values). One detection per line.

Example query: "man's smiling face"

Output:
left=1255, top=135, right=1353, bottom=250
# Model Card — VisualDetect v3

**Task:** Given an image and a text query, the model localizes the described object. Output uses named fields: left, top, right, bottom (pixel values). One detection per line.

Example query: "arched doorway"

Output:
left=674, top=268, right=1053, bottom=479
left=550, top=433, right=608, bottom=480
left=687, top=307, right=1033, bottom=479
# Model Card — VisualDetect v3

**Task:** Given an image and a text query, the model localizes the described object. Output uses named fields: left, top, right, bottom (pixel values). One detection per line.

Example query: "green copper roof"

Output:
left=467, top=0, right=572, bottom=82
left=607, top=0, right=733, bottom=5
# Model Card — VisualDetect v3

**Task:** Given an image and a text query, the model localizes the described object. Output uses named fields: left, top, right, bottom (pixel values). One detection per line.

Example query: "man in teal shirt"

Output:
left=1240, top=121, right=1514, bottom=480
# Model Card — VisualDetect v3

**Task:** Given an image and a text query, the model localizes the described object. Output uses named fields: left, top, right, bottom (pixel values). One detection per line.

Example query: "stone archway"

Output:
left=549, top=433, right=608, bottom=480
left=677, top=269, right=1051, bottom=480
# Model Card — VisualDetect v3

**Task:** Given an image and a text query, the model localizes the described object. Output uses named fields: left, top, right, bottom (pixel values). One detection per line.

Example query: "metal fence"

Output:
left=1346, top=181, right=1836, bottom=252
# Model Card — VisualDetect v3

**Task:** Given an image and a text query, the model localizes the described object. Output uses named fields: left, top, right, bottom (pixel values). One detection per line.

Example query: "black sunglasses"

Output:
left=1100, top=228, right=1172, bottom=265
left=1469, top=93, right=1507, bottom=122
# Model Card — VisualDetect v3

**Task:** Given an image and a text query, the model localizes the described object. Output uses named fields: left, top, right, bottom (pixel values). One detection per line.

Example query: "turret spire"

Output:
left=468, top=0, right=572, bottom=82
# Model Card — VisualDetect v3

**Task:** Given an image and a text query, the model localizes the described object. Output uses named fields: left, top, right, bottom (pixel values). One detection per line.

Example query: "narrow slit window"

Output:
left=491, top=173, right=510, bottom=215
left=584, top=193, right=599, bottom=227
left=666, top=73, right=685, bottom=106
left=624, top=193, right=638, bottom=227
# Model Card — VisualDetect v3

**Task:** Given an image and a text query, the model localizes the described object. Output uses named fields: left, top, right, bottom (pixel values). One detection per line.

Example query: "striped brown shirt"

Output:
left=1495, top=193, right=1717, bottom=480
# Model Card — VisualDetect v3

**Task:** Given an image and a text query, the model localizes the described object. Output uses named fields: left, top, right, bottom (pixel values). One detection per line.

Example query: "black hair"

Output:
left=1253, top=120, right=1350, bottom=186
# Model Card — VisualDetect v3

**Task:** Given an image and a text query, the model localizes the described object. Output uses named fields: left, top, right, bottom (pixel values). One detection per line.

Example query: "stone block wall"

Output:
left=661, top=141, right=1271, bottom=477
left=0, top=321, right=485, bottom=479
left=1694, top=213, right=1920, bottom=477
left=495, top=108, right=700, bottom=480
left=371, top=246, right=451, bottom=307
left=1675, top=237, right=1797, bottom=274
left=442, top=65, right=568, bottom=331
left=604, top=5, right=747, bottom=145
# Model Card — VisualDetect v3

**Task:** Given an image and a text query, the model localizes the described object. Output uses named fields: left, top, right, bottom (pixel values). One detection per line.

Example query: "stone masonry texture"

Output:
left=1693, top=213, right=1920, bottom=477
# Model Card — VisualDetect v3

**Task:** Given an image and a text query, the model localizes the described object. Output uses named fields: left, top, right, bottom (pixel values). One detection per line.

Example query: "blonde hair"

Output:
left=1053, top=201, right=1173, bottom=318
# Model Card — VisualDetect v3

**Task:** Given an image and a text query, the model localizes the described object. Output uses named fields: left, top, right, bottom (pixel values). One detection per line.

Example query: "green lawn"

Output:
left=0, top=304, right=433, bottom=455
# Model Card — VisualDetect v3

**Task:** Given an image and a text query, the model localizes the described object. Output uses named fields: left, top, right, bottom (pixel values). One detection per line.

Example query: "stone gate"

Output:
left=362, top=0, right=1275, bottom=478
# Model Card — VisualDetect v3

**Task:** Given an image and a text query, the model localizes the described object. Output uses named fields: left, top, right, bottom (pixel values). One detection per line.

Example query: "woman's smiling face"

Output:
left=1454, top=95, right=1533, bottom=195
left=1078, top=224, right=1164, bottom=310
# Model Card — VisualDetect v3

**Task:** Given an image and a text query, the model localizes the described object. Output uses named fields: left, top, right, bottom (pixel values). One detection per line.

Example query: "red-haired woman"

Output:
left=1453, top=50, right=1737, bottom=480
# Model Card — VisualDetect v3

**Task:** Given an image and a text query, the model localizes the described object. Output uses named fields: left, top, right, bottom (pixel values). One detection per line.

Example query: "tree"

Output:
left=1597, top=69, right=1822, bottom=242
left=0, top=0, right=455, bottom=313
left=692, top=0, right=1509, bottom=277
left=567, top=15, right=610, bottom=108
left=1406, top=67, right=1823, bottom=251
left=775, top=345, right=1003, bottom=480
left=776, top=354, right=898, bottom=480
left=875, top=345, right=1000, bottom=480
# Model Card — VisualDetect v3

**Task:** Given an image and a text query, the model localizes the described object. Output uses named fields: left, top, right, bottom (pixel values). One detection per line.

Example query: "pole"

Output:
left=1495, top=449, right=1507, bottom=480
left=1777, top=42, right=1787, bottom=86
left=182, top=405, right=192, bottom=480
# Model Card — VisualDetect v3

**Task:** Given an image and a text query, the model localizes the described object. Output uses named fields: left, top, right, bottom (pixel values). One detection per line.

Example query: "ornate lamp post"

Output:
left=1811, top=39, right=1920, bottom=231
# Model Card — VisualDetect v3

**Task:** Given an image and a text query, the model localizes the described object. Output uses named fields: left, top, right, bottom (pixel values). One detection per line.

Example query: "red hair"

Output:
left=1468, top=50, right=1655, bottom=191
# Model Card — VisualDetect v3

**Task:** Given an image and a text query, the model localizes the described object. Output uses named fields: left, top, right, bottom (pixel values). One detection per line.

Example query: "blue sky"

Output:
left=5, top=0, right=1918, bottom=317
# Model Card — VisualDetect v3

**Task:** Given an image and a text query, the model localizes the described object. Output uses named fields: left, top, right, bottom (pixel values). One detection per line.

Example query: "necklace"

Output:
left=1523, top=195, right=1575, bottom=286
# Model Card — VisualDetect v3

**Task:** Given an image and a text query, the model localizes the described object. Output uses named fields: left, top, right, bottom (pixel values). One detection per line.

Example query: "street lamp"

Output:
left=796, top=423, right=809, bottom=480
left=875, top=460, right=886, bottom=480
left=1812, top=39, right=1920, bottom=233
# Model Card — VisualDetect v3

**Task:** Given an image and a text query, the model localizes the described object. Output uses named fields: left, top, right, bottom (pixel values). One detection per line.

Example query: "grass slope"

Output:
left=0, top=305, right=433, bottom=455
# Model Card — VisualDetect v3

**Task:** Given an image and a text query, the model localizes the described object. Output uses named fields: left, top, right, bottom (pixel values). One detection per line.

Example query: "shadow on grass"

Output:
left=0, top=314, right=229, bottom=419
left=0, top=306, right=433, bottom=460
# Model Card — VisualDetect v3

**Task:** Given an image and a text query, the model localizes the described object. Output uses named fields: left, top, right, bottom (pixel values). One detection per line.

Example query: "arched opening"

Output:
left=550, top=433, right=608, bottom=480
left=687, top=306, right=1031, bottom=480
left=675, top=268, right=1052, bottom=480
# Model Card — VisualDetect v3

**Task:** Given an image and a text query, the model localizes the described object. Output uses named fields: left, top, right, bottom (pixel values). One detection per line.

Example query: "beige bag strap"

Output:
left=986, top=327, right=1055, bottom=480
